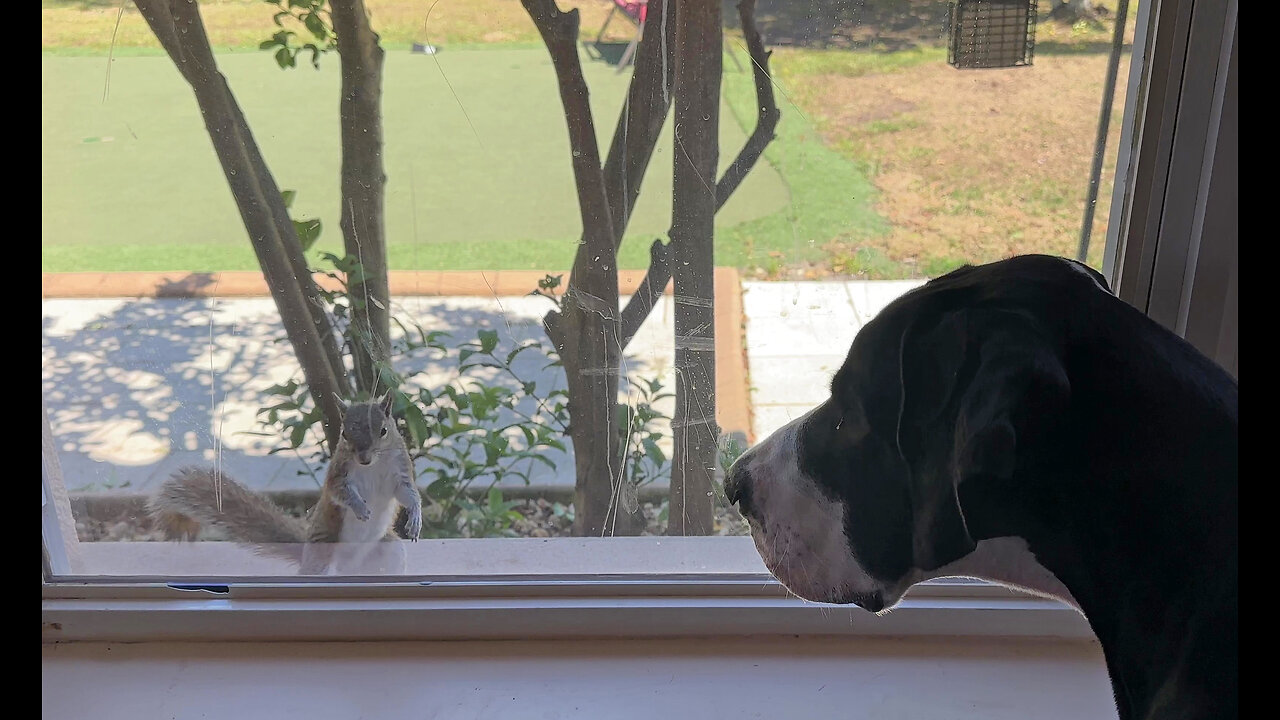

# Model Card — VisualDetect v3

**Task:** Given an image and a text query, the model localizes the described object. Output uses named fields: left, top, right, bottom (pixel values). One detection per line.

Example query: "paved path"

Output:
left=743, top=280, right=925, bottom=439
left=42, top=281, right=923, bottom=495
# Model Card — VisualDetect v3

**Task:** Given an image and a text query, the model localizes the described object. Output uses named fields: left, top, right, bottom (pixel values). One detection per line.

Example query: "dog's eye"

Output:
left=380, top=427, right=388, bottom=437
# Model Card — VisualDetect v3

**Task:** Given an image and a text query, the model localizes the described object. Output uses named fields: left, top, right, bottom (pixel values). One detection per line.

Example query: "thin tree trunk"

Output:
left=667, top=0, right=722, bottom=536
left=601, top=0, right=677, bottom=248
left=330, top=0, right=392, bottom=395
left=522, top=0, right=626, bottom=537
left=134, top=0, right=349, bottom=448
left=532, top=0, right=776, bottom=535
left=716, top=0, right=780, bottom=207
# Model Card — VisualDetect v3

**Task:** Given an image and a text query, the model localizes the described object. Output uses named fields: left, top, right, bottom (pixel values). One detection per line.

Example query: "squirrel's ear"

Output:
left=334, top=395, right=349, bottom=416
left=379, top=391, right=395, bottom=417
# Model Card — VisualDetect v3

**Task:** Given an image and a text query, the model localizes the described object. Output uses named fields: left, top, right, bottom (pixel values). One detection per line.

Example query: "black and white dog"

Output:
left=725, top=255, right=1237, bottom=720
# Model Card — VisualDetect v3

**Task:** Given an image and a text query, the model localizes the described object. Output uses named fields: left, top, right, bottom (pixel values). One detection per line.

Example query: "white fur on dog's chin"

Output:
left=739, top=408, right=886, bottom=605
left=742, top=410, right=1079, bottom=612
left=918, top=536, right=1080, bottom=610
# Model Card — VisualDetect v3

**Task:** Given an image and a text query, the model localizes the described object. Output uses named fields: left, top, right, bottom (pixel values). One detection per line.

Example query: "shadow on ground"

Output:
left=43, top=296, right=673, bottom=496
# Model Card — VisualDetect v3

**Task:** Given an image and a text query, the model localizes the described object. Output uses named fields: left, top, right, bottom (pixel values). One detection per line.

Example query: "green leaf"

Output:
left=289, top=422, right=307, bottom=449
left=293, top=218, right=322, bottom=251
left=303, top=12, right=327, bottom=41
left=263, top=380, right=300, bottom=396
left=259, top=39, right=281, bottom=50
left=528, top=454, right=557, bottom=470
left=478, top=329, right=499, bottom=354
left=403, top=403, right=432, bottom=448
left=505, top=343, right=536, bottom=365
left=275, top=46, right=295, bottom=69
left=642, top=438, right=666, bottom=467
left=425, top=477, right=454, bottom=501
left=487, top=487, right=504, bottom=513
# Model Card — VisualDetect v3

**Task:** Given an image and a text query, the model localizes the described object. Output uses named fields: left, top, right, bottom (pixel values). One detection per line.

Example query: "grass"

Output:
left=41, top=48, right=792, bottom=272
left=718, top=50, right=890, bottom=277
left=43, top=0, right=1133, bottom=278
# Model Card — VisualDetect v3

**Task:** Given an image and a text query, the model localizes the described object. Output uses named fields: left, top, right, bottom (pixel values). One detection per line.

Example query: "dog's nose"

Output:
left=723, top=463, right=753, bottom=518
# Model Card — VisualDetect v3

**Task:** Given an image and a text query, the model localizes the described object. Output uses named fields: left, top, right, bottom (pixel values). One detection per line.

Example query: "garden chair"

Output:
left=594, top=0, right=648, bottom=73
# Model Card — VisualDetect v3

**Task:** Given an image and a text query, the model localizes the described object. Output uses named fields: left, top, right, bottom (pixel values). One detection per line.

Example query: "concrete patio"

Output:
left=41, top=275, right=924, bottom=496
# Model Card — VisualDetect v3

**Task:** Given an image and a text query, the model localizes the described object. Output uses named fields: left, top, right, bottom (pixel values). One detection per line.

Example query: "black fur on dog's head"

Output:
left=725, top=255, right=1104, bottom=611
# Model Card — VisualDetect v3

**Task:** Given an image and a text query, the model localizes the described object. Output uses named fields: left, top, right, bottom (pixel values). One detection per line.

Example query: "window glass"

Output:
left=42, top=0, right=1134, bottom=578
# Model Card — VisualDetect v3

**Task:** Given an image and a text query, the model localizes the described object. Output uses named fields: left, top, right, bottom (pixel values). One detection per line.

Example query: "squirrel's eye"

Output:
left=380, top=427, right=388, bottom=437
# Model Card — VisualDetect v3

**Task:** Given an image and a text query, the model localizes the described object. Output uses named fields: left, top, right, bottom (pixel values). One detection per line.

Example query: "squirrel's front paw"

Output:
left=404, top=508, right=422, bottom=541
left=349, top=500, right=372, bottom=522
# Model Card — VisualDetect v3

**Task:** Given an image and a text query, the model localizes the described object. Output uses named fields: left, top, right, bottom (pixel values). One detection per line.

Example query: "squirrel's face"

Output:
left=340, top=397, right=397, bottom=465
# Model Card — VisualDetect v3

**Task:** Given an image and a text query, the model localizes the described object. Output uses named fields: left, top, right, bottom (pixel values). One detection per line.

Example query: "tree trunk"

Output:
left=330, top=0, right=392, bottom=396
left=575, top=0, right=678, bottom=535
left=134, top=0, right=349, bottom=449
left=522, top=0, right=627, bottom=537
left=530, top=0, right=776, bottom=535
left=667, top=0, right=722, bottom=535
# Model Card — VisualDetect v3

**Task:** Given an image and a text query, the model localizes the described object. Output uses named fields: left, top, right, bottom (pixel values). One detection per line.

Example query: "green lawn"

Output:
left=42, top=46, right=830, bottom=272
left=44, top=1, right=1128, bottom=278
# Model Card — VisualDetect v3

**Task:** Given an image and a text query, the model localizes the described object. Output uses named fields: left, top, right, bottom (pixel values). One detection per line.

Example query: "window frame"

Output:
left=44, top=0, right=1235, bottom=643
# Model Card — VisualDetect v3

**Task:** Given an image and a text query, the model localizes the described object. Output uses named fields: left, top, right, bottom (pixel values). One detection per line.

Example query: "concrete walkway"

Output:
left=42, top=281, right=923, bottom=495
left=743, top=280, right=925, bottom=438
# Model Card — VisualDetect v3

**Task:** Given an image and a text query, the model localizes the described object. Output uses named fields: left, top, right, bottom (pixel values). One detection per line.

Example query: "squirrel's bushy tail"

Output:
left=149, top=467, right=308, bottom=561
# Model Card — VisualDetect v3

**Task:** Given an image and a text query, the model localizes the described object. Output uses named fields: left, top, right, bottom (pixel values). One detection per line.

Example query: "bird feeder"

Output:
left=948, top=0, right=1038, bottom=69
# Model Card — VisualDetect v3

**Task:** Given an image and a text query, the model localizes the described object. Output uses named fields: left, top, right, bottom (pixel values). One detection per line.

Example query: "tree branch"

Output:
left=134, top=0, right=349, bottom=448
left=601, top=0, right=677, bottom=247
left=617, top=0, right=777, bottom=352
left=522, top=0, right=616, bottom=292
left=523, top=0, right=627, bottom=536
left=619, top=239, right=672, bottom=349
left=715, top=0, right=779, bottom=209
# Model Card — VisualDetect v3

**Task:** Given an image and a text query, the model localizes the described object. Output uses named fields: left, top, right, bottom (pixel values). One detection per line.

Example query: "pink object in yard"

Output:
left=595, top=0, right=649, bottom=73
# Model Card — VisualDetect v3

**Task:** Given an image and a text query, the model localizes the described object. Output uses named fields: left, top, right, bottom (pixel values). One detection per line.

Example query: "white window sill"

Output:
left=43, top=537, right=1091, bottom=643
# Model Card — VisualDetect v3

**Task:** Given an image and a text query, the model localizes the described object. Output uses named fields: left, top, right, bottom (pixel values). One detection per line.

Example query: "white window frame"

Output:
left=44, top=0, right=1236, bottom=644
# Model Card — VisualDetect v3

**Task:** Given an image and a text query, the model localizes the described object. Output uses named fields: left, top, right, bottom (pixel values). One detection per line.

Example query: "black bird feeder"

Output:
left=948, top=0, right=1039, bottom=69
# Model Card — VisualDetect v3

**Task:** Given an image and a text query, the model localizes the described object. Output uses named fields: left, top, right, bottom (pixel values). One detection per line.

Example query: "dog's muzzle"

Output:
left=723, top=463, right=753, bottom=519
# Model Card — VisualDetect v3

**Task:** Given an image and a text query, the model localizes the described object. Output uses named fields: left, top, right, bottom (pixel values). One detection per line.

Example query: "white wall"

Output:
left=43, top=636, right=1118, bottom=720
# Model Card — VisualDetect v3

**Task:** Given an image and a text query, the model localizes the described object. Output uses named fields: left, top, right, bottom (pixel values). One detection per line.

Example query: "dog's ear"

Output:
left=896, top=307, right=1069, bottom=571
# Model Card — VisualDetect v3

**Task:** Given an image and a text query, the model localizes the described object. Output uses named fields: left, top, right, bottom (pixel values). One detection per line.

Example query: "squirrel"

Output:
left=149, top=394, right=423, bottom=575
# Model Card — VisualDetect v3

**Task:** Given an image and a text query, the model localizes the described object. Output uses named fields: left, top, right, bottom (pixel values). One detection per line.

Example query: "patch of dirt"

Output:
left=782, top=37, right=1131, bottom=276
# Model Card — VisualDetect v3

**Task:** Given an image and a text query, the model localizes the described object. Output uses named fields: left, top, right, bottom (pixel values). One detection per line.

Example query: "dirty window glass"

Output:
left=42, top=0, right=1134, bottom=578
